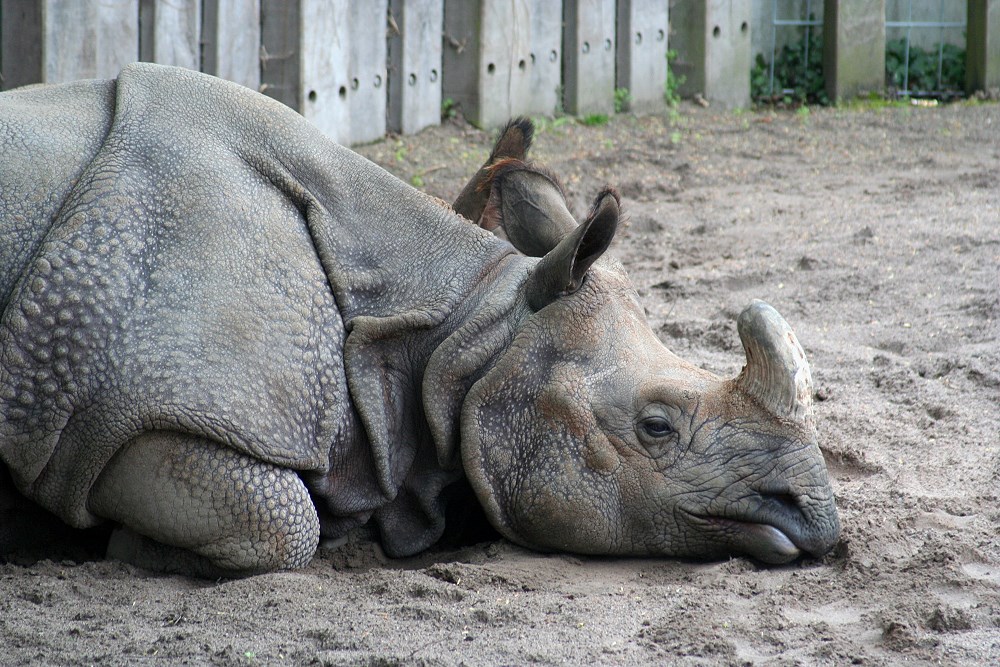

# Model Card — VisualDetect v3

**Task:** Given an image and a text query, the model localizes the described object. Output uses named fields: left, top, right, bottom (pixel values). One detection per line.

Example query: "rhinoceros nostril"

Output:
left=761, top=492, right=801, bottom=516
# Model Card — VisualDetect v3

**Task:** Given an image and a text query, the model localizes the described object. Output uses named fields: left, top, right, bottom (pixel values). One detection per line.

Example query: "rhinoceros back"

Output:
left=0, top=65, right=355, bottom=527
left=0, top=79, right=116, bottom=306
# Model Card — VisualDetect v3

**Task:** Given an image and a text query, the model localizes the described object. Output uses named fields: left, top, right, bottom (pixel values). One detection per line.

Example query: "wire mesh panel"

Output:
left=751, top=0, right=825, bottom=103
left=885, top=0, right=967, bottom=97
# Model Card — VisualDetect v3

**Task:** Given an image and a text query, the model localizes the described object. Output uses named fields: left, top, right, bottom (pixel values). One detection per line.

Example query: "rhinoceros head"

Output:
left=458, top=190, right=840, bottom=564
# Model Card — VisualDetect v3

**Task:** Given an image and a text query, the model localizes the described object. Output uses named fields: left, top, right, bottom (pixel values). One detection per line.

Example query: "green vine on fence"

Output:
left=665, top=49, right=684, bottom=108
left=752, top=22, right=968, bottom=105
left=885, top=38, right=965, bottom=95
left=751, top=23, right=828, bottom=105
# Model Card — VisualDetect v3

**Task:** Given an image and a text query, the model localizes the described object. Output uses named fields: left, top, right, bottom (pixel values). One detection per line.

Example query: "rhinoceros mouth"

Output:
left=686, top=513, right=803, bottom=564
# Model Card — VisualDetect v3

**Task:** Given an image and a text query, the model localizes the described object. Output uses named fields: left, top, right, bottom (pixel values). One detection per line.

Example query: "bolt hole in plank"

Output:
left=713, top=25, right=721, bottom=38
left=351, top=77, right=359, bottom=90
left=582, top=41, right=590, bottom=53
left=408, top=73, right=417, bottom=86
left=604, top=38, right=612, bottom=51
left=741, top=21, right=749, bottom=34
left=429, top=69, right=438, bottom=82
left=635, top=31, right=642, bottom=45
left=487, top=62, right=495, bottom=74
left=308, top=90, right=317, bottom=102
left=518, top=59, right=526, bottom=71
left=338, top=86, right=346, bottom=99
left=373, top=74, right=382, bottom=88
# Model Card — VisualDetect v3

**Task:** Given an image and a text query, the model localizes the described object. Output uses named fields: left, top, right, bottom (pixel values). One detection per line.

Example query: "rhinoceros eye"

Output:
left=640, top=417, right=674, bottom=439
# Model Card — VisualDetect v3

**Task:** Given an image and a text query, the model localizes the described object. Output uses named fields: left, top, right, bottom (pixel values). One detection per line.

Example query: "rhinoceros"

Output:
left=0, top=64, right=840, bottom=577
left=453, top=117, right=578, bottom=257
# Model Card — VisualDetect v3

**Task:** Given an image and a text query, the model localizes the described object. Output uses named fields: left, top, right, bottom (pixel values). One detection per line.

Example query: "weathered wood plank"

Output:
left=528, top=1, right=563, bottom=117
left=672, top=0, right=752, bottom=109
left=616, top=0, right=669, bottom=112
left=444, top=0, right=528, bottom=128
left=348, top=0, right=387, bottom=144
left=260, top=0, right=350, bottom=143
left=203, top=0, right=261, bottom=91
left=966, top=0, right=1000, bottom=93
left=562, top=0, right=616, bottom=116
left=388, top=0, right=443, bottom=135
left=139, top=0, right=201, bottom=71
left=0, top=0, right=44, bottom=89
left=1, top=0, right=137, bottom=89
left=822, top=0, right=884, bottom=103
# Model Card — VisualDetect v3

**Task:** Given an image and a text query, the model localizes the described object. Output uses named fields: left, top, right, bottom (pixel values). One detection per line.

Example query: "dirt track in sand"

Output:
left=2, top=101, right=999, bottom=665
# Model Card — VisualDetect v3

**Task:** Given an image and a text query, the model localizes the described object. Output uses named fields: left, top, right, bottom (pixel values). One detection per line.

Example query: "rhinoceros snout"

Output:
left=750, top=487, right=842, bottom=562
left=690, top=483, right=840, bottom=565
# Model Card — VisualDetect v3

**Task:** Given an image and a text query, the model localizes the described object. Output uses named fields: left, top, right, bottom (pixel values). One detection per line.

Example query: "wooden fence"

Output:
left=0, top=0, right=670, bottom=144
left=1, top=1, right=998, bottom=146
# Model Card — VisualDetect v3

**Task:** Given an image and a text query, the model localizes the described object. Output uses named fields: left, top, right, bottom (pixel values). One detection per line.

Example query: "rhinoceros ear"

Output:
left=525, top=188, right=619, bottom=311
left=734, top=300, right=814, bottom=423
left=479, top=164, right=577, bottom=257
left=452, top=117, right=534, bottom=223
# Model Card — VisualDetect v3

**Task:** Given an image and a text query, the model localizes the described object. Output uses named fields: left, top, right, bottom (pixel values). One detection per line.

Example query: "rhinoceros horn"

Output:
left=734, top=301, right=813, bottom=423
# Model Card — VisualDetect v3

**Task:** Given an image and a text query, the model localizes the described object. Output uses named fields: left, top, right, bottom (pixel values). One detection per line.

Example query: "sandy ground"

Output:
left=2, top=101, right=998, bottom=666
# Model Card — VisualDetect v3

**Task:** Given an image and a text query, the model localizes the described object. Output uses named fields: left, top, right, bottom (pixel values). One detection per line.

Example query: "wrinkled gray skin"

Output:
left=0, top=64, right=839, bottom=577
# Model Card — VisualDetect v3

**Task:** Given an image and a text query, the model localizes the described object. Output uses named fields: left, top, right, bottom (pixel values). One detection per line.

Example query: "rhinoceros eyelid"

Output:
left=639, top=416, right=674, bottom=439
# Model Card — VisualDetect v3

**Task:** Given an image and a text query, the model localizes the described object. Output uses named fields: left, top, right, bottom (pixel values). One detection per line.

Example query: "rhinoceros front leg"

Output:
left=88, top=431, right=319, bottom=577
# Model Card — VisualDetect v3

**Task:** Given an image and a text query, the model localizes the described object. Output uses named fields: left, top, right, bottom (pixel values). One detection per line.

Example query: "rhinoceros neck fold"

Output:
left=224, top=71, right=533, bottom=553
left=252, top=122, right=526, bottom=483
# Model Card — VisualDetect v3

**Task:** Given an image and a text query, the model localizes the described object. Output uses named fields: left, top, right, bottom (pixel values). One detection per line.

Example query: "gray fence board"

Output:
left=1, top=0, right=44, bottom=89
left=529, top=1, right=563, bottom=117
left=259, top=0, right=301, bottom=109
left=562, top=0, right=617, bottom=116
left=967, top=0, right=1000, bottom=92
left=616, top=0, right=669, bottom=112
left=0, top=0, right=138, bottom=89
left=444, top=0, right=566, bottom=128
left=203, top=0, right=261, bottom=91
left=261, top=0, right=387, bottom=145
left=139, top=0, right=201, bottom=71
left=261, top=0, right=350, bottom=143
left=348, top=0, right=388, bottom=144
left=824, top=0, right=885, bottom=102
left=98, top=0, right=141, bottom=79
left=46, top=2, right=102, bottom=82
left=671, top=0, right=751, bottom=109
left=444, top=0, right=529, bottom=128
left=388, top=0, right=443, bottom=135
